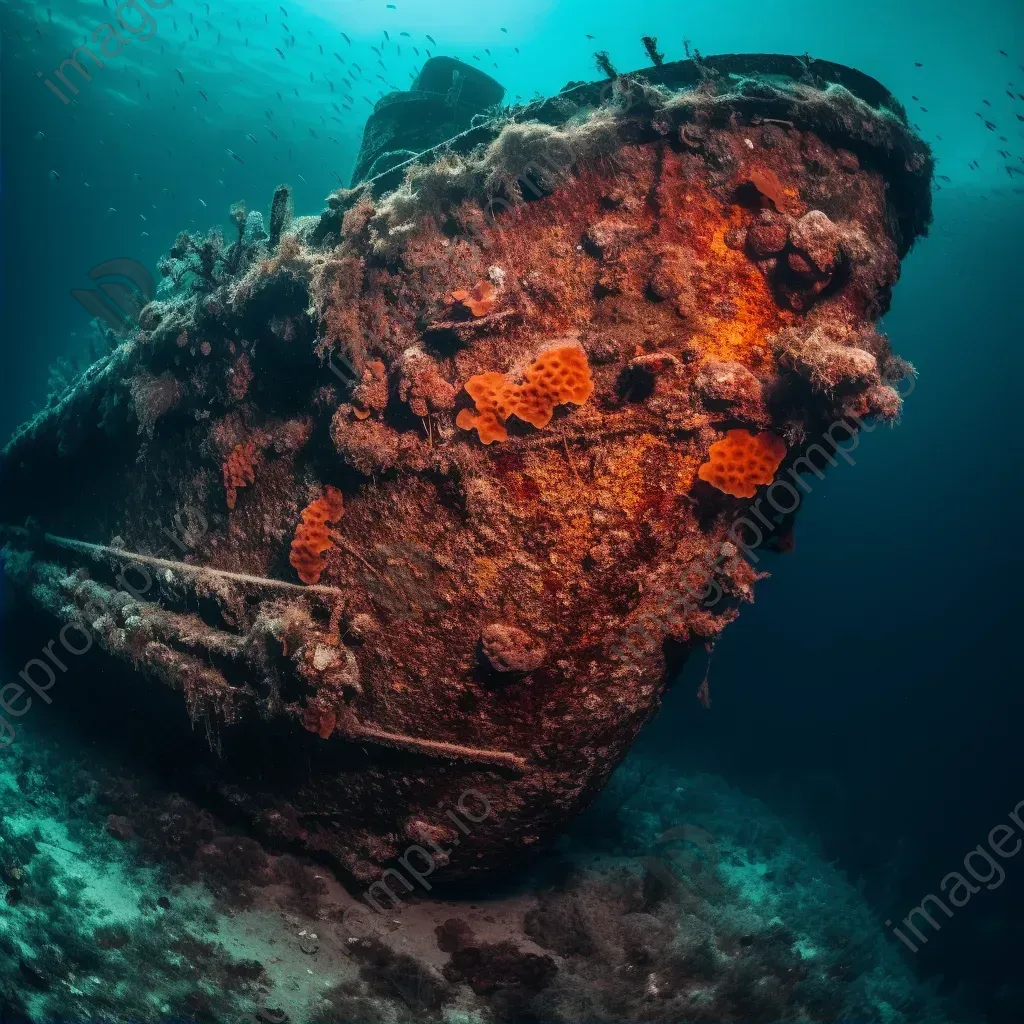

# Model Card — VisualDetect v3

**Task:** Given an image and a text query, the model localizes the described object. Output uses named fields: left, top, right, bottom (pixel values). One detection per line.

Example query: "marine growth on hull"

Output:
left=0, top=54, right=932, bottom=884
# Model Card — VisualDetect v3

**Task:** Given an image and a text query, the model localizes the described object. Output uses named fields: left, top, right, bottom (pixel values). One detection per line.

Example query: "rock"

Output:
left=746, top=210, right=790, bottom=257
left=696, top=361, right=766, bottom=424
left=436, top=918, right=476, bottom=953
left=481, top=624, right=546, bottom=674
left=106, top=814, right=134, bottom=842
left=789, top=210, right=843, bottom=275
left=584, top=217, right=644, bottom=259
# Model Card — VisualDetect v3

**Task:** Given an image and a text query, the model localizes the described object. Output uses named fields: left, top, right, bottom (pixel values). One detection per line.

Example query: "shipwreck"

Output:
left=0, top=53, right=932, bottom=884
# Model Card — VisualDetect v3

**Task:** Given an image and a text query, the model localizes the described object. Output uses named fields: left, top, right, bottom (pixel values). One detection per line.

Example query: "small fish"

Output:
left=938, top=174, right=951, bottom=182
left=384, top=30, right=390, bottom=41
left=275, top=47, right=285, bottom=59
left=198, top=198, right=207, bottom=207
left=49, top=169, right=60, bottom=181
left=139, top=213, right=147, bottom=221
left=985, top=119, right=996, bottom=131
left=309, top=127, right=319, bottom=138
left=386, top=3, right=396, bottom=8
left=378, top=60, right=386, bottom=69
left=501, top=27, right=507, bottom=33
left=334, top=52, right=346, bottom=63
left=426, top=34, right=436, bottom=45
left=341, top=32, right=351, bottom=45
left=372, top=45, right=381, bottom=56
left=983, top=98, right=991, bottom=106
left=198, top=89, right=207, bottom=102
left=107, top=207, right=116, bottom=214
left=176, top=68, right=185, bottom=84
left=914, top=61, right=922, bottom=67
left=586, top=34, right=595, bottom=40
left=227, top=149, right=244, bottom=163
left=247, top=133, right=258, bottom=143
left=999, top=49, right=1008, bottom=57
left=33, top=130, right=45, bottom=141
left=141, top=231, right=149, bottom=238
left=400, top=31, right=410, bottom=37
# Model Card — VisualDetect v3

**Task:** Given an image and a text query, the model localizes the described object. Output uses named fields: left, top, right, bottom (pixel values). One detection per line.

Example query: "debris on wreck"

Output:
left=0, top=52, right=932, bottom=883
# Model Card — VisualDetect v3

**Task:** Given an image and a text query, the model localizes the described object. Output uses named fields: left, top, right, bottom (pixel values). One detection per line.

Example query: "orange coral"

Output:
left=698, top=429, right=787, bottom=498
left=223, top=441, right=257, bottom=509
left=456, top=346, right=594, bottom=445
left=451, top=279, right=497, bottom=317
left=289, top=485, right=344, bottom=584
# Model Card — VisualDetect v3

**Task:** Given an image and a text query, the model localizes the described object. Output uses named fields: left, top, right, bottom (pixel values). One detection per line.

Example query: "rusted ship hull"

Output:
left=0, top=55, right=932, bottom=883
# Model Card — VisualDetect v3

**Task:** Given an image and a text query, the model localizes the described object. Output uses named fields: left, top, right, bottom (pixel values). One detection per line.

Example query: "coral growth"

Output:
left=289, top=486, right=344, bottom=584
left=451, top=279, right=498, bottom=317
left=351, top=359, right=388, bottom=420
left=698, top=430, right=787, bottom=498
left=129, top=370, right=182, bottom=437
left=456, top=345, right=594, bottom=444
left=223, top=441, right=257, bottom=510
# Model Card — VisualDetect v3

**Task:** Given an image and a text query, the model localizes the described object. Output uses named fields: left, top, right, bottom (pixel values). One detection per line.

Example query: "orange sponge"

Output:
left=698, top=429, right=787, bottom=498
left=289, top=486, right=344, bottom=585
left=451, top=279, right=497, bottom=317
left=223, top=441, right=257, bottom=510
left=456, top=346, right=594, bottom=445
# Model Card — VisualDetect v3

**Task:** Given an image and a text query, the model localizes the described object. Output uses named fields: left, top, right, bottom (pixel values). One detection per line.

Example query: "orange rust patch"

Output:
left=698, top=429, right=787, bottom=499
